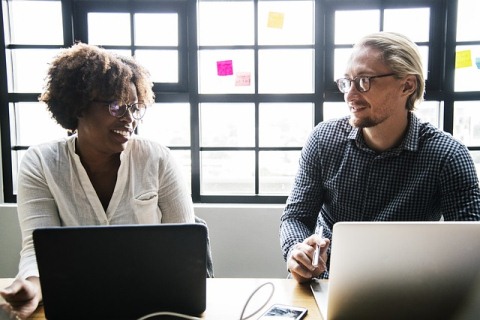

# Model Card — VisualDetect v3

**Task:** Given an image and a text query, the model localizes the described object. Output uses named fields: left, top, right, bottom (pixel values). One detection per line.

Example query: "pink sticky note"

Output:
left=217, top=60, right=233, bottom=76
left=235, top=72, right=251, bottom=86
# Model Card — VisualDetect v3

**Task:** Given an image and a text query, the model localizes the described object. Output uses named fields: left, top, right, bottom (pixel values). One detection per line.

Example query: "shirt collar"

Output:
left=402, top=112, right=420, bottom=152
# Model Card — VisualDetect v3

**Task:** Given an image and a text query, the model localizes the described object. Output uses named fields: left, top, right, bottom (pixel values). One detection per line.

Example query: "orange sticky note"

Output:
left=267, top=12, right=284, bottom=29
left=455, top=50, right=473, bottom=68
left=235, top=72, right=251, bottom=86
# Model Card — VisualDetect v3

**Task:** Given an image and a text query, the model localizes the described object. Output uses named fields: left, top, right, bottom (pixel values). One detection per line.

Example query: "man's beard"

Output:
left=349, top=115, right=379, bottom=128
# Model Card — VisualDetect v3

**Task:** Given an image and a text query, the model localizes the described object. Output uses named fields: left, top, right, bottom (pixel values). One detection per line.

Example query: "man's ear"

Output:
left=402, top=75, right=417, bottom=95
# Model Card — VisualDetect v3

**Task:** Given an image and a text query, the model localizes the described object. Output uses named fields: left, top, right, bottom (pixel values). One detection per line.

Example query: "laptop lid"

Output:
left=311, top=222, right=480, bottom=320
left=33, top=223, right=207, bottom=320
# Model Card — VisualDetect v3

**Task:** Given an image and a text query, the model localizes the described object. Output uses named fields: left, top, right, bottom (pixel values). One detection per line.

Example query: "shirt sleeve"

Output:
left=156, top=148, right=195, bottom=224
left=16, top=147, right=62, bottom=279
left=439, top=144, right=480, bottom=221
left=280, top=127, right=325, bottom=261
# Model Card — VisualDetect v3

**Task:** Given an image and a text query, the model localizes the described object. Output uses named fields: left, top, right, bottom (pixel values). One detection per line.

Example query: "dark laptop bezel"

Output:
left=33, top=223, right=207, bottom=320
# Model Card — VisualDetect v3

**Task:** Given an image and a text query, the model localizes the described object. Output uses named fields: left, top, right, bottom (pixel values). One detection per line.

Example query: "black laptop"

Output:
left=33, top=223, right=207, bottom=320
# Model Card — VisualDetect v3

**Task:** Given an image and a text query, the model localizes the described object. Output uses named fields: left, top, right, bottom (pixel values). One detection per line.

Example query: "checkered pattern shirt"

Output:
left=280, top=112, right=480, bottom=278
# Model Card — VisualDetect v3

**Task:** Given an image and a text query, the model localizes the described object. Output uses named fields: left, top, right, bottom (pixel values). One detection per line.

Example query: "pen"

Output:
left=312, top=225, right=323, bottom=268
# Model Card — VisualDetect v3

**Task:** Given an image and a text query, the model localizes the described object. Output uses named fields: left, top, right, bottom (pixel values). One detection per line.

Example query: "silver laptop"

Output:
left=311, top=222, right=480, bottom=320
left=33, top=223, right=208, bottom=320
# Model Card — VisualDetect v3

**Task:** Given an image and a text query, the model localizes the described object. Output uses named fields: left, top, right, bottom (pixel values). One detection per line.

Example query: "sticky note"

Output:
left=455, top=50, right=472, bottom=68
left=476, top=57, right=480, bottom=69
left=235, top=72, right=251, bottom=86
left=267, top=12, right=284, bottom=29
left=217, top=60, right=233, bottom=76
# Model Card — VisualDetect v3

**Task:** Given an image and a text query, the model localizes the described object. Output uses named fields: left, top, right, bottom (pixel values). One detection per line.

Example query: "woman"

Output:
left=0, top=42, right=195, bottom=319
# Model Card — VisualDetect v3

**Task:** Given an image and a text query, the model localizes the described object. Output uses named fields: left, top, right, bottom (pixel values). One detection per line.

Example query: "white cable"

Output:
left=137, top=281, right=275, bottom=320
left=239, top=281, right=275, bottom=320
left=137, top=311, right=202, bottom=320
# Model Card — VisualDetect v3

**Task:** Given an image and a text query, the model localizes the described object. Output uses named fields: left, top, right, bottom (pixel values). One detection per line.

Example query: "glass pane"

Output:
left=134, top=13, right=178, bottom=46
left=6, top=49, right=60, bottom=93
left=335, top=10, right=380, bottom=45
left=471, top=151, right=480, bottom=178
left=259, top=103, right=313, bottom=147
left=417, top=46, right=430, bottom=81
left=198, top=49, right=255, bottom=94
left=454, top=45, right=480, bottom=92
left=323, top=102, right=349, bottom=121
left=198, top=1, right=254, bottom=46
left=170, top=150, right=191, bottom=194
left=383, top=8, right=430, bottom=42
left=138, top=103, right=190, bottom=146
left=88, top=13, right=131, bottom=45
left=7, top=0, right=63, bottom=45
left=259, top=151, right=300, bottom=195
left=200, top=103, right=255, bottom=147
left=134, top=50, right=178, bottom=83
left=201, top=151, right=255, bottom=195
left=334, top=48, right=353, bottom=81
left=457, top=0, right=480, bottom=42
left=258, top=0, right=314, bottom=45
left=10, top=103, right=68, bottom=146
left=453, top=101, right=480, bottom=146
left=414, top=101, right=443, bottom=130
left=259, top=49, right=314, bottom=93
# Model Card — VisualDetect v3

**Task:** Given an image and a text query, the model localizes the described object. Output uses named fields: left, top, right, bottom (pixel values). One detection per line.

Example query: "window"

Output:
left=1, top=0, right=479, bottom=204
left=453, top=0, right=480, bottom=173
left=196, top=0, right=315, bottom=202
left=1, top=0, right=68, bottom=201
left=1, top=0, right=194, bottom=202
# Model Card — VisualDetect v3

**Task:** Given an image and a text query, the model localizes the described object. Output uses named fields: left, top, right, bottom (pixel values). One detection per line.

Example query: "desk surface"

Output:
left=0, top=278, right=323, bottom=319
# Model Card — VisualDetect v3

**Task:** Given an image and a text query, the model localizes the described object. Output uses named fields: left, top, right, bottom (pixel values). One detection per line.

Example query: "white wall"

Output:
left=0, top=204, right=22, bottom=278
left=0, top=204, right=288, bottom=279
left=195, top=204, right=287, bottom=278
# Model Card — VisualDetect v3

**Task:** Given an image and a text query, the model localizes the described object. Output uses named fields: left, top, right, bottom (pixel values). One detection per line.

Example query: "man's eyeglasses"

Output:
left=93, top=100, right=147, bottom=120
left=335, top=73, right=396, bottom=93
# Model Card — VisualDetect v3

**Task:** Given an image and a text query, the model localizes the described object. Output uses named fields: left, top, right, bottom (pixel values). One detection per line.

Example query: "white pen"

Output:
left=312, top=225, right=324, bottom=268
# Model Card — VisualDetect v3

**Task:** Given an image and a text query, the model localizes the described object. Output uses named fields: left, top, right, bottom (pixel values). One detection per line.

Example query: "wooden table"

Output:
left=1, top=278, right=323, bottom=319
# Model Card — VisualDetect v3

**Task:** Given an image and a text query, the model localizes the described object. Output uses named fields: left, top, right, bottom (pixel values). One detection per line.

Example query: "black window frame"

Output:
left=1, top=0, right=479, bottom=204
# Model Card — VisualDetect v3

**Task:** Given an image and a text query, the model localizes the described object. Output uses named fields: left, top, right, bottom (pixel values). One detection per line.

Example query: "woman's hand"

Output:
left=0, top=302, right=22, bottom=320
left=0, top=277, right=42, bottom=320
left=287, top=234, right=330, bottom=283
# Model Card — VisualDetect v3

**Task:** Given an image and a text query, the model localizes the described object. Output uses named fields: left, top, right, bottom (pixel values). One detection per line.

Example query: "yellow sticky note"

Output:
left=455, top=50, right=473, bottom=68
left=267, top=12, right=284, bottom=29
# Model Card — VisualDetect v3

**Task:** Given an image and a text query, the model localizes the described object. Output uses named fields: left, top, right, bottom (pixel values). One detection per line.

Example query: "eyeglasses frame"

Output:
left=93, top=100, right=147, bottom=120
left=335, top=73, right=396, bottom=93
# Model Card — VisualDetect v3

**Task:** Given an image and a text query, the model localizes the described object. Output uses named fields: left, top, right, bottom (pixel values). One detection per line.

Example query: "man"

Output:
left=280, top=31, right=480, bottom=283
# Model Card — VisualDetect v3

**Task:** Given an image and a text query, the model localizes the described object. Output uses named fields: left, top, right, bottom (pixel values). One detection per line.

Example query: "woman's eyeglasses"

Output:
left=335, top=73, right=396, bottom=93
left=93, top=100, right=147, bottom=120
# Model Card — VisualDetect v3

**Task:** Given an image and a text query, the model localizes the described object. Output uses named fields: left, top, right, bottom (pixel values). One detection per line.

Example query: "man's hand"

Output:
left=287, top=235, right=330, bottom=283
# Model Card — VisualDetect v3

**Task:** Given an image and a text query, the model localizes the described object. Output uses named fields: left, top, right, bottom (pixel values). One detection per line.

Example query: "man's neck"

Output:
left=362, top=112, right=409, bottom=152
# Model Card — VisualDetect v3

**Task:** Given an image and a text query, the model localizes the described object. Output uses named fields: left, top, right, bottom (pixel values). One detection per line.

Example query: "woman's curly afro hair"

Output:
left=39, top=42, right=154, bottom=131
